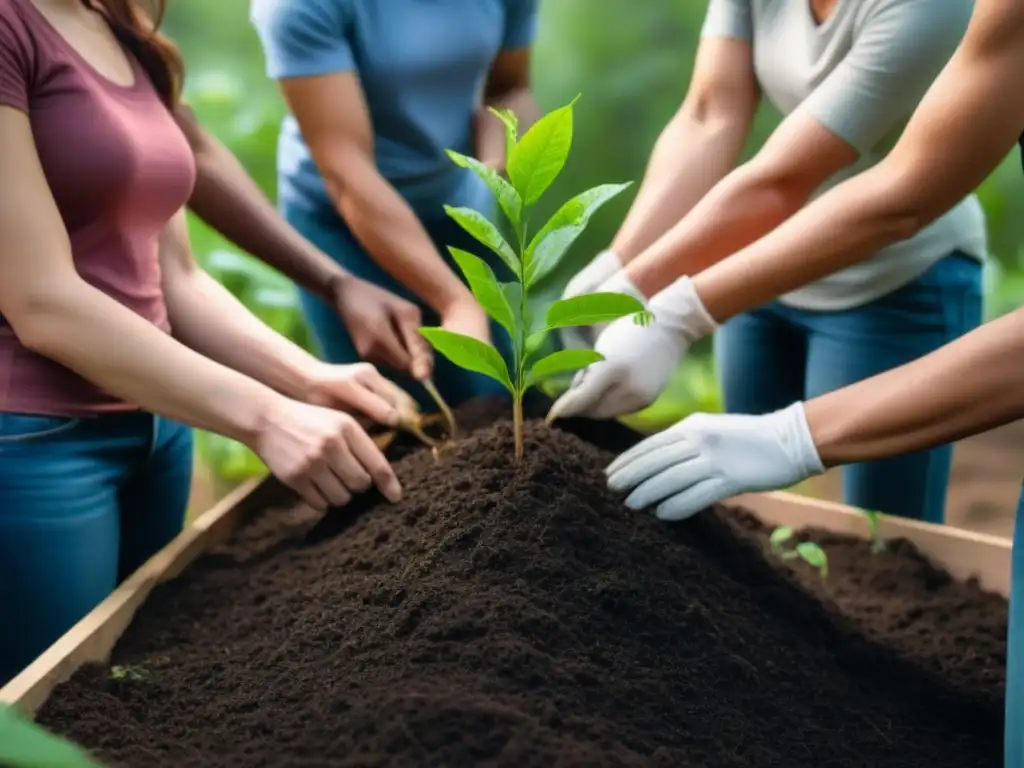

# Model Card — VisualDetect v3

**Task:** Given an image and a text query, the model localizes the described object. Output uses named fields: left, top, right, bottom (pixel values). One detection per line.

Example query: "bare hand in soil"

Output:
left=306, top=362, right=415, bottom=428
left=330, top=274, right=434, bottom=380
left=253, top=395, right=402, bottom=509
left=606, top=403, right=824, bottom=520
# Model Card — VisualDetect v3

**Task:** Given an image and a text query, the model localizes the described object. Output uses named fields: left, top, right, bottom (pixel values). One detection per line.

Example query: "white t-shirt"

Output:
left=703, top=0, right=988, bottom=311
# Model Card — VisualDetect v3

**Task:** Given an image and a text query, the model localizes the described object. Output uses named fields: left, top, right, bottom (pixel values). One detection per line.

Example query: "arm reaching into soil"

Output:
left=174, top=105, right=432, bottom=378
left=159, top=208, right=412, bottom=427
left=608, top=35, right=758, bottom=266
left=691, top=0, right=1024, bottom=322
left=0, top=108, right=400, bottom=510
left=254, top=0, right=489, bottom=345
left=174, top=105, right=430, bottom=378
left=606, top=307, right=1024, bottom=522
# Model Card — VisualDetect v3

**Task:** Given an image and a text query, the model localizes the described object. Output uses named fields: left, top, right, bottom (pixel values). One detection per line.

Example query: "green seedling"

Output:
left=419, top=96, right=645, bottom=458
left=862, top=509, right=887, bottom=554
left=769, top=526, right=829, bottom=579
left=109, top=664, right=148, bottom=682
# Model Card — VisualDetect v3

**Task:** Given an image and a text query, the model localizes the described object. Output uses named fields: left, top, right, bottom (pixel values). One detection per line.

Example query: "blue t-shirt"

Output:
left=250, top=0, right=538, bottom=220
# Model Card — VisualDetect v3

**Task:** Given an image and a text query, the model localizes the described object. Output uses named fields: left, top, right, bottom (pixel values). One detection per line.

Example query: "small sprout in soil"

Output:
left=863, top=509, right=887, bottom=554
left=418, top=96, right=645, bottom=459
left=795, top=541, right=829, bottom=580
left=769, top=526, right=829, bottom=579
left=109, top=664, right=148, bottom=682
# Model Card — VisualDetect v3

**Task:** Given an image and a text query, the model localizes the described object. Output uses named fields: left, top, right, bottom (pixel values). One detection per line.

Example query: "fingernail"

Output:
left=383, top=477, right=403, bottom=503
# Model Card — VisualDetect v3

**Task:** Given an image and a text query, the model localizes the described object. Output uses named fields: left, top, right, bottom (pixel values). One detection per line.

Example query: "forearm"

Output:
left=180, top=114, right=347, bottom=301
left=19, top=285, right=277, bottom=445
left=624, top=164, right=804, bottom=297
left=692, top=164, right=917, bottom=321
left=164, top=268, right=322, bottom=403
left=324, top=158, right=472, bottom=314
left=805, top=309, right=1024, bottom=466
left=476, top=86, right=540, bottom=168
left=611, top=113, right=748, bottom=264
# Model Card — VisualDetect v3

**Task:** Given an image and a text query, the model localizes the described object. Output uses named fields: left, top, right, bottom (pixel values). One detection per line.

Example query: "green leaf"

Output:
left=0, top=705, right=106, bottom=767
left=443, top=205, right=519, bottom=278
left=769, top=526, right=793, bottom=555
left=507, top=96, right=578, bottom=206
left=448, top=247, right=516, bottom=340
left=446, top=149, right=523, bottom=230
left=544, top=292, right=646, bottom=330
left=796, top=542, right=829, bottom=578
left=529, top=349, right=603, bottom=384
left=524, top=182, right=633, bottom=284
left=488, top=106, right=518, bottom=161
left=419, top=328, right=514, bottom=393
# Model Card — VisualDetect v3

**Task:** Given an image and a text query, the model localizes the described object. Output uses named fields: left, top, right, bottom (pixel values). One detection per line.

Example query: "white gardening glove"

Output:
left=558, top=250, right=640, bottom=350
left=548, top=275, right=718, bottom=420
left=605, top=402, right=825, bottom=521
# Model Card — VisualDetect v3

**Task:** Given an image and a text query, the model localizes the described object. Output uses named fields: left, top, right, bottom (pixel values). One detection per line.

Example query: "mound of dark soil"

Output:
left=37, top=403, right=1003, bottom=767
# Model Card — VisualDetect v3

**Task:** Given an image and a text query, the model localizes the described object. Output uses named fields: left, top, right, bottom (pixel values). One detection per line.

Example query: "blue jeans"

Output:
left=714, top=253, right=982, bottom=523
left=0, top=411, right=193, bottom=685
left=1008, top=485, right=1024, bottom=767
left=282, top=201, right=515, bottom=411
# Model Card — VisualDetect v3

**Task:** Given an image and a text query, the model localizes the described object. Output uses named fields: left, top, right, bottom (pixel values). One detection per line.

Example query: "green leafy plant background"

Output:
left=163, top=0, right=1024, bottom=494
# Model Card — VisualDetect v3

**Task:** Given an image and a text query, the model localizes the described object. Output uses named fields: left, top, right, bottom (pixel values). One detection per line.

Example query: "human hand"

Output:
left=605, top=403, right=825, bottom=522
left=440, top=295, right=492, bottom=345
left=253, top=395, right=402, bottom=510
left=548, top=276, right=718, bottom=421
left=306, top=361, right=420, bottom=428
left=331, top=274, right=433, bottom=380
left=558, top=250, right=633, bottom=350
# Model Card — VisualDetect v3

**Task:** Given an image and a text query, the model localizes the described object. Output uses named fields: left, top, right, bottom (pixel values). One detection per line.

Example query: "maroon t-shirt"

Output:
left=0, top=0, right=195, bottom=415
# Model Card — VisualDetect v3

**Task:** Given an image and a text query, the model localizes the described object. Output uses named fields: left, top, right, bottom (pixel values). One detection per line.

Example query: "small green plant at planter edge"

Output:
left=769, top=526, right=829, bottom=579
left=862, top=509, right=886, bottom=554
left=418, top=96, right=647, bottom=458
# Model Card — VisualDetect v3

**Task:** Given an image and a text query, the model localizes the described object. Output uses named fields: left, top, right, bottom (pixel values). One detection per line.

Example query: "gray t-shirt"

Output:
left=702, top=0, right=987, bottom=311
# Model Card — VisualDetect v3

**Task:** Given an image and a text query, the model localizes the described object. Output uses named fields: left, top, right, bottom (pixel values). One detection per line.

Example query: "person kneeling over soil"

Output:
left=0, top=0, right=409, bottom=686
left=582, top=3, right=1024, bottom=763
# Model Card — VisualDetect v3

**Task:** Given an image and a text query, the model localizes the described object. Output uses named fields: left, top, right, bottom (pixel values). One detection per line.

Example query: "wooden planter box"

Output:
left=0, top=479, right=1011, bottom=718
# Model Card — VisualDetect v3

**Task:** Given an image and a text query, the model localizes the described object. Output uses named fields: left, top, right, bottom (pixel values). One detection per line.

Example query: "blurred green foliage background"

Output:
left=164, top=0, right=1024, bottom=484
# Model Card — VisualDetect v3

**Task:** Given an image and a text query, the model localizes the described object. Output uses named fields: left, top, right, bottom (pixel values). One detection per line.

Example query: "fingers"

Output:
left=547, top=364, right=614, bottom=421
left=362, top=324, right=412, bottom=374
left=654, top=478, right=726, bottom=522
left=291, top=479, right=330, bottom=511
left=343, top=424, right=403, bottom=503
left=341, top=364, right=402, bottom=427
left=622, top=453, right=711, bottom=511
left=309, top=463, right=353, bottom=508
left=606, top=438, right=700, bottom=494
left=394, top=310, right=434, bottom=381
left=606, top=427, right=690, bottom=478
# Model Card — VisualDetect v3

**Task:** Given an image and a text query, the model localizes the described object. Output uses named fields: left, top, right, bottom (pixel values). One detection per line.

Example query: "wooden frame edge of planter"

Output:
left=733, top=490, right=1012, bottom=598
left=0, top=475, right=271, bottom=716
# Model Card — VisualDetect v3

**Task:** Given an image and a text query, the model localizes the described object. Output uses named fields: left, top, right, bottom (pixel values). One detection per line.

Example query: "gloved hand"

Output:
left=558, top=250, right=639, bottom=350
left=605, top=402, right=825, bottom=521
left=548, top=275, right=718, bottom=420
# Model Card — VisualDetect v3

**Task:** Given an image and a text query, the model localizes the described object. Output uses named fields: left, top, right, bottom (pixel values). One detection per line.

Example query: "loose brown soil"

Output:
left=37, top=395, right=1006, bottom=767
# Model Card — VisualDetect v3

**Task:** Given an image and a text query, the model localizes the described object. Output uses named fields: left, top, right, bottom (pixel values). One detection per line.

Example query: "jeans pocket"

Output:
left=0, top=414, right=83, bottom=443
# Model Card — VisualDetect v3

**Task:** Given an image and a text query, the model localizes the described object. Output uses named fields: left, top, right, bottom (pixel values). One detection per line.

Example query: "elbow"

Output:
left=857, top=164, right=936, bottom=244
left=4, top=289, right=80, bottom=357
left=719, top=162, right=810, bottom=222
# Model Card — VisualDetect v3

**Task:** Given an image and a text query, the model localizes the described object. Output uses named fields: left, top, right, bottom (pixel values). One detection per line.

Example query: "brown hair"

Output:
left=82, top=0, right=184, bottom=107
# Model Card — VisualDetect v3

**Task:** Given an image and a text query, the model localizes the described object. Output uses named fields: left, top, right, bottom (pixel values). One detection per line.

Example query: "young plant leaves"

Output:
left=507, top=97, right=578, bottom=206
left=525, top=182, right=633, bottom=285
left=446, top=150, right=523, bottom=231
left=545, top=292, right=646, bottom=330
left=444, top=205, right=520, bottom=278
left=528, top=349, right=604, bottom=385
left=418, top=328, right=514, bottom=393
left=448, top=247, right=517, bottom=340
left=488, top=106, right=519, bottom=161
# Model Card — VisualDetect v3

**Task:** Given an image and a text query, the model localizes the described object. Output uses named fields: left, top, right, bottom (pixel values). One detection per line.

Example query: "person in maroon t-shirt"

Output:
left=0, top=0, right=409, bottom=684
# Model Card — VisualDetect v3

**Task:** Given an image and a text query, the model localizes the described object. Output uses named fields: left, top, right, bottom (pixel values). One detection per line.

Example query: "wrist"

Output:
left=433, top=281, right=477, bottom=317
left=774, top=402, right=826, bottom=477
left=801, top=397, right=846, bottom=468
left=598, top=267, right=647, bottom=304
left=648, top=276, right=719, bottom=343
